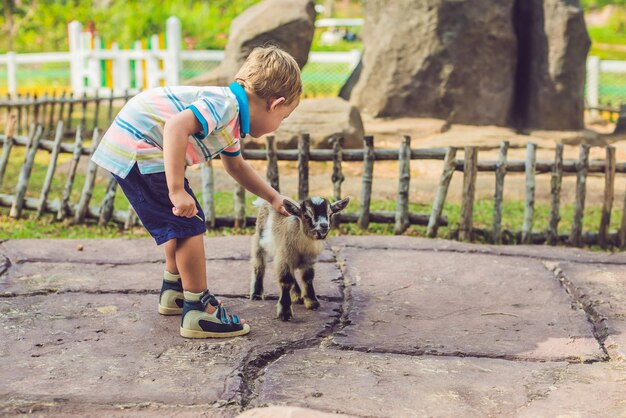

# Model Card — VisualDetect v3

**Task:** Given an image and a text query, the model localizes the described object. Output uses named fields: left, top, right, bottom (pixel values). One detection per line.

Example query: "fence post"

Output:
left=521, top=142, right=537, bottom=244
left=201, top=159, right=216, bottom=229
left=7, top=52, right=17, bottom=97
left=331, top=136, right=345, bottom=202
left=570, top=144, right=590, bottom=247
left=98, top=176, right=118, bottom=226
left=331, top=136, right=345, bottom=229
left=358, top=135, right=374, bottom=230
left=146, top=35, right=160, bottom=88
left=68, top=20, right=85, bottom=95
left=427, top=146, right=456, bottom=238
left=586, top=56, right=600, bottom=118
left=459, top=146, right=477, bottom=242
left=298, top=133, right=310, bottom=201
left=74, top=128, right=101, bottom=223
left=166, top=16, right=181, bottom=86
left=133, top=40, right=145, bottom=90
left=37, top=121, right=65, bottom=218
left=266, top=135, right=280, bottom=192
left=234, top=139, right=246, bottom=228
left=599, top=146, right=616, bottom=249
left=57, top=126, right=84, bottom=221
left=547, top=144, right=564, bottom=246
left=88, top=35, right=103, bottom=92
left=492, top=141, right=509, bottom=244
left=10, top=125, right=43, bottom=219
left=394, top=135, right=411, bottom=235
left=0, top=114, right=17, bottom=187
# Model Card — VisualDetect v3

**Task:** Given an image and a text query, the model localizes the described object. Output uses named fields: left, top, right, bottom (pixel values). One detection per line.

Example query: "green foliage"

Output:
left=1, top=0, right=263, bottom=53
left=581, top=0, right=626, bottom=9
left=1, top=1, right=365, bottom=54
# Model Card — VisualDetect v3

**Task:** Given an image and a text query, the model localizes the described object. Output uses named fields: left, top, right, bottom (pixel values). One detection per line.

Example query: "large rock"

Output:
left=271, top=97, right=364, bottom=149
left=517, top=0, right=591, bottom=130
left=347, top=0, right=590, bottom=130
left=349, top=0, right=517, bottom=126
left=189, top=0, right=316, bottom=86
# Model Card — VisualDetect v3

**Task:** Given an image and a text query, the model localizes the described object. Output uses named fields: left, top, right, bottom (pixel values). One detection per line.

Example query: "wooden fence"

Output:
left=1, top=94, right=626, bottom=249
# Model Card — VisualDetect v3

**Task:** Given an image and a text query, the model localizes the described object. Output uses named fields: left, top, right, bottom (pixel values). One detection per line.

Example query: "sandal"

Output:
left=180, top=289, right=250, bottom=338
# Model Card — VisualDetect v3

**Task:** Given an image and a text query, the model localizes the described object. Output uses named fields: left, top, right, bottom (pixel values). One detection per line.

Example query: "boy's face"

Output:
left=250, top=98, right=299, bottom=138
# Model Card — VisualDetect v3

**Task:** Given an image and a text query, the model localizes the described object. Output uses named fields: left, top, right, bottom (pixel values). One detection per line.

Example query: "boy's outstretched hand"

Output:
left=170, top=190, right=198, bottom=218
left=270, top=193, right=293, bottom=217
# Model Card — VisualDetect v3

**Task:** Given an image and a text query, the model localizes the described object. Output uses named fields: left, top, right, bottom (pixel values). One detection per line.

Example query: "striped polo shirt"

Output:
left=92, top=82, right=250, bottom=178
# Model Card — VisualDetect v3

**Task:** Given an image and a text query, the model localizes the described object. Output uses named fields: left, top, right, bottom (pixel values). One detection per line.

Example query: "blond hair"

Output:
left=234, top=46, right=302, bottom=105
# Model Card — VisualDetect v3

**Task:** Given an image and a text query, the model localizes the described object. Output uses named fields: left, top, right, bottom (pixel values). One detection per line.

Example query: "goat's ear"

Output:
left=283, top=198, right=301, bottom=217
left=330, top=197, right=350, bottom=214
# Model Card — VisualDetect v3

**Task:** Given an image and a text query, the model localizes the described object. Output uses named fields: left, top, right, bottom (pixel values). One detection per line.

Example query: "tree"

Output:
left=2, top=0, right=38, bottom=51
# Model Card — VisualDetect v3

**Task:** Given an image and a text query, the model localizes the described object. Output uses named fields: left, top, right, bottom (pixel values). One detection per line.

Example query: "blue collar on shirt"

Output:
left=228, top=82, right=250, bottom=138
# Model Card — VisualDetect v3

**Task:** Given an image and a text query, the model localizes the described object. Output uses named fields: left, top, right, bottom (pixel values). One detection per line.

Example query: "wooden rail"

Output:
left=2, top=94, right=626, bottom=248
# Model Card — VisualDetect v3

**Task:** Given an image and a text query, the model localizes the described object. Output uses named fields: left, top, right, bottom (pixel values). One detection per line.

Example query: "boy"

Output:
left=92, top=46, right=301, bottom=338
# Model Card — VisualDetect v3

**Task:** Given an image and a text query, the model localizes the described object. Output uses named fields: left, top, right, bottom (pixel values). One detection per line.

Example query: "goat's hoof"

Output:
left=276, top=305, right=293, bottom=321
left=304, top=298, right=320, bottom=310
left=291, top=294, right=304, bottom=304
left=250, top=293, right=264, bottom=301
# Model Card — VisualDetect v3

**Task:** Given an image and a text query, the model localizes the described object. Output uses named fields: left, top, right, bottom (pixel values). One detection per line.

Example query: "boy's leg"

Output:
left=164, top=239, right=178, bottom=274
left=178, top=234, right=249, bottom=338
left=158, top=238, right=184, bottom=315
left=175, top=234, right=208, bottom=294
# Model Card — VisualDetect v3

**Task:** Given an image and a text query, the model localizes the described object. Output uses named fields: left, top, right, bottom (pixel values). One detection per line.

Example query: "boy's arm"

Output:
left=221, top=153, right=290, bottom=216
left=163, top=109, right=202, bottom=218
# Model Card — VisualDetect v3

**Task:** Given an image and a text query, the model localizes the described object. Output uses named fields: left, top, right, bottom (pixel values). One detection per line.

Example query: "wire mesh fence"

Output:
left=0, top=51, right=359, bottom=98
left=598, top=70, right=626, bottom=107
left=586, top=56, right=626, bottom=119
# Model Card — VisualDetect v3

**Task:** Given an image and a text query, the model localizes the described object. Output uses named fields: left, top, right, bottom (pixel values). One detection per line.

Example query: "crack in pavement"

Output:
left=235, top=246, right=351, bottom=410
left=0, top=255, right=10, bottom=277
left=335, top=243, right=626, bottom=266
left=542, top=261, right=612, bottom=361
left=323, top=342, right=605, bottom=364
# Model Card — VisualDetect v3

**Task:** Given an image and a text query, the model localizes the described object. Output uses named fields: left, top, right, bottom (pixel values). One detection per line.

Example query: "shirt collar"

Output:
left=228, top=82, right=250, bottom=139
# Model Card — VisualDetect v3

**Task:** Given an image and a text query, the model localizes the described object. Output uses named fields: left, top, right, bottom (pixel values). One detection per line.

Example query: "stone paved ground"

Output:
left=0, top=236, right=625, bottom=417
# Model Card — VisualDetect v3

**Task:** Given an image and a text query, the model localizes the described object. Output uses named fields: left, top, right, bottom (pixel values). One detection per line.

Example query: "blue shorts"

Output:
left=112, top=164, right=206, bottom=245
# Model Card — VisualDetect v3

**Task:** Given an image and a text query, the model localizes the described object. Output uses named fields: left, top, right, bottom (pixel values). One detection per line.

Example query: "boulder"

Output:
left=188, top=0, right=316, bottom=86
left=348, top=0, right=517, bottom=126
left=516, top=0, right=591, bottom=130
left=346, top=0, right=590, bottom=131
left=270, top=97, right=364, bottom=149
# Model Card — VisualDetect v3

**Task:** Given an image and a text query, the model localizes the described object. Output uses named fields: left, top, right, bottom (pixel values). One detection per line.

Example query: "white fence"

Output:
left=586, top=55, right=626, bottom=110
left=0, top=16, right=362, bottom=97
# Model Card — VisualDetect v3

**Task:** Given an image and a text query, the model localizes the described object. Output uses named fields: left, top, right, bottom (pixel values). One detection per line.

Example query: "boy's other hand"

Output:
left=271, top=194, right=292, bottom=216
left=169, top=190, right=198, bottom=218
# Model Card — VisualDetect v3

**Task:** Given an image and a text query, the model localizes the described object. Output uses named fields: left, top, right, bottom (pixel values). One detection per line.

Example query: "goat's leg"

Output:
left=249, top=235, right=266, bottom=300
left=290, top=272, right=303, bottom=304
left=301, top=266, right=320, bottom=310
left=276, top=265, right=296, bottom=321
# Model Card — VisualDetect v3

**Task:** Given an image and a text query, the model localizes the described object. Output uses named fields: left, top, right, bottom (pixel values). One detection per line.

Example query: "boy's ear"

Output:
left=268, top=97, right=286, bottom=112
left=330, top=197, right=350, bottom=214
left=283, top=198, right=301, bottom=217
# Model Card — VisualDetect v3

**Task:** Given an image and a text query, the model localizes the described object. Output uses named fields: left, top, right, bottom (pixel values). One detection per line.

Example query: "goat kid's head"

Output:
left=283, top=196, right=350, bottom=240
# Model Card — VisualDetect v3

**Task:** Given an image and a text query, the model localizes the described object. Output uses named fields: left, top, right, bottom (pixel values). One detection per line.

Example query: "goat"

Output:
left=250, top=196, right=350, bottom=321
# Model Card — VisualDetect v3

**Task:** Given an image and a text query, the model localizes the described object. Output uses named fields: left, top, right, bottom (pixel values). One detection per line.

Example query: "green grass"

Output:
left=589, top=26, right=626, bottom=45
left=2, top=186, right=623, bottom=251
